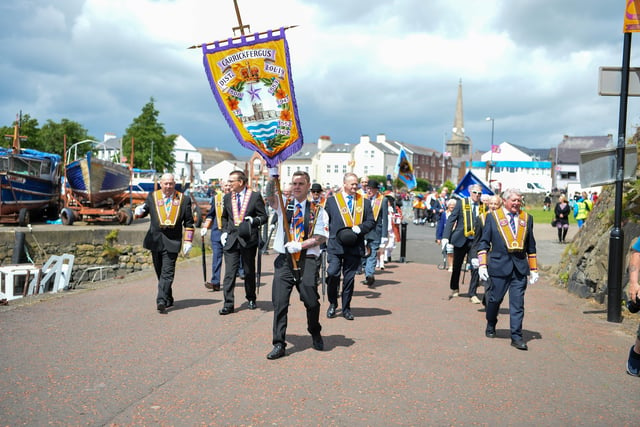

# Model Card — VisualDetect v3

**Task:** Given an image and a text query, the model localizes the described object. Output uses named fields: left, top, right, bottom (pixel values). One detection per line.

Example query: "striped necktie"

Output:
left=509, top=213, right=517, bottom=234
left=293, top=203, right=304, bottom=242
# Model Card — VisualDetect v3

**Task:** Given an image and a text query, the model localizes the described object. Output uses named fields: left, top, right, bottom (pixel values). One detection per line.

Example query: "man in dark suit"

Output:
left=362, top=179, right=388, bottom=287
left=441, top=184, right=484, bottom=298
left=264, top=171, right=329, bottom=360
left=218, top=171, right=267, bottom=315
left=477, top=188, right=538, bottom=351
left=200, top=181, right=230, bottom=291
left=324, top=173, right=375, bottom=320
left=135, top=173, right=195, bottom=313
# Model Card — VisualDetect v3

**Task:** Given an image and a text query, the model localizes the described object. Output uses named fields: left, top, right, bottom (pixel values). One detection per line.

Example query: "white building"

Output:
left=172, top=135, right=203, bottom=183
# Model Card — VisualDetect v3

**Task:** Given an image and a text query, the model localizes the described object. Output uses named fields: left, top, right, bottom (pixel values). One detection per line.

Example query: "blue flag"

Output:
left=453, top=171, right=494, bottom=198
left=394, top=148, right=417, bottom=190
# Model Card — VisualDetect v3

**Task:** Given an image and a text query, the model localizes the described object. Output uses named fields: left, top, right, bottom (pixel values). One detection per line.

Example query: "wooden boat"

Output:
left=64, top=140, right=131, bottom=208
left=0, top=115, right=62, bottom=225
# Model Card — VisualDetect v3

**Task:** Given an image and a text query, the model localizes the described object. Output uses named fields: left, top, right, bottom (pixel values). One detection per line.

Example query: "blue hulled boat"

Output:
left=0, top=117, right=62, bottom=225
left=65, top=140, right=131, bottom=208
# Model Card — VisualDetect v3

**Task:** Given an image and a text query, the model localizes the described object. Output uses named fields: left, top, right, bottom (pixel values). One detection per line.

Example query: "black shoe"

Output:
left=312, top=334, right=324, bottom=351
left=205, top=282, right=213, bottom=289
left=157, top=303, right=166, bottom=313
left=219, top=307, right=234, bottom=315
left=248, top=300, right=257, bottom=310
left=267, top=344, right=286, bottom=360
left=511, top=339, right=528, bottom=351
left=343, top=309, right=354, bottom=320
left=365, top=276, right=375, bottom=287
left=166, top=300, right=174, bottom=309
left=485, top=326, right=496, bottom=338
left=326, top=304, right=336, bottom=318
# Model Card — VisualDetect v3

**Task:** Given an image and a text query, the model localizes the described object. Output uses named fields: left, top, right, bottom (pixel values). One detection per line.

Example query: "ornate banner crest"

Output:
left=202, top=28, right=303, bottom=166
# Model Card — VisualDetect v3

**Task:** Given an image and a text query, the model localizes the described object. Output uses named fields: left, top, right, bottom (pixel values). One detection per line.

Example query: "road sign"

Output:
left=579, top=144, right=637, bottom=187
left=598, top=66, right=640, bottom=96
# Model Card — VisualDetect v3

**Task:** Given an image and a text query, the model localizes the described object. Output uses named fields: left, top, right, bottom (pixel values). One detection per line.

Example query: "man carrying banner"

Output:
left=362, top=179, right=388, bottom=287
left=441, top=184, right=485, bottom=298
left=134, top=173, right=194, bottom=313
left=264, top=171, right=329, bottom=359
left=324, top=173, right=375, bottom=320
left=218, top=171, right=267, bottom=315
left=477, top=188, right=538, bottom=351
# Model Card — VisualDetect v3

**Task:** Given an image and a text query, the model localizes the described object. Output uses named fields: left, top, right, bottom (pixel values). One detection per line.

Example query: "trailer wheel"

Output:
left=193, top=205, right=203, bottom=228
left=60, top=208, right=75, bottom=225
left=18, top=208, right=30, bottom=227
left=118, top=207, right=133, bottom=225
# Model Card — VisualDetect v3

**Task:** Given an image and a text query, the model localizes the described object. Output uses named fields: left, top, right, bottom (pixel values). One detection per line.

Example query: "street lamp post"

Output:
left=486, top=117, right=495, bottom=185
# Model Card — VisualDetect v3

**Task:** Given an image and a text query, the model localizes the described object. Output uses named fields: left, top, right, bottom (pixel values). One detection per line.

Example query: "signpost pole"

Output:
left=607, top=32, right=632, bottom=323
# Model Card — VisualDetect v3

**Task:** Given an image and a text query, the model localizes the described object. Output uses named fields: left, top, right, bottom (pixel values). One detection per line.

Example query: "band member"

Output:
left=218, top=171, right=267, bottom=315
left=200, top=181, right=230, bottom=291
left=441, top=184, right=485, bottom=297
left=264, top=171, right=329, bottom=360
left=478, top=188, right=538, bottom=351
left=324, top=173, right=375, bottom=320
left=135, top=173, right=194, bottom=313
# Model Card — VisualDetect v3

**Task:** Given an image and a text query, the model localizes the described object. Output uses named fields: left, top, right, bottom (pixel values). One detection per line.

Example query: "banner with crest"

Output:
left=202, top=28, right=303, bottom=166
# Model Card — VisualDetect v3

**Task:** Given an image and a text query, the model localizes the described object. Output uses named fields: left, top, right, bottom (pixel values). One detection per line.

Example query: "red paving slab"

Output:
left=1, top=250, right=639, bottom=425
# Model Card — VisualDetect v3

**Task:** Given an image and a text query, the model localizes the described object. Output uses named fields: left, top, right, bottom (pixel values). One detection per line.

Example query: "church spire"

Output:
left=446, top=79, right=471, bottom=158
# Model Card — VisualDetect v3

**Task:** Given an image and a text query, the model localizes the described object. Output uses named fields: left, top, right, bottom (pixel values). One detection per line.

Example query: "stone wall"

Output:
left=0, top=228, right=154, bottom=287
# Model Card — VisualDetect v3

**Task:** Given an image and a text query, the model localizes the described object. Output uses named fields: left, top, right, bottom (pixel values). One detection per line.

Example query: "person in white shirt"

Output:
left=264, top=170, right=329, bottom=360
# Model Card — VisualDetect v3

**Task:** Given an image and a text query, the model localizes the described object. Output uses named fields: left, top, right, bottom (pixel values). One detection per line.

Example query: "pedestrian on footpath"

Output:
left=218, top=171, right=267, bottom=315
left=442, top=184, right=485, bottom=297
left=135, top=173, right=195, bottom=313
left=554, top=194, right=570, bottom=243
left=470, top=194, right=502, bottom=305
left=625, top=236, right=640, bottom=376
left=362, top=179, right=388, bottom=287
left=478, top=188, right=538, bottom=351
left=200, top=181, right=230, bottom=291
left=324, top=173, right=375, bottom=320
left=264, top=171, right=329, bottom=360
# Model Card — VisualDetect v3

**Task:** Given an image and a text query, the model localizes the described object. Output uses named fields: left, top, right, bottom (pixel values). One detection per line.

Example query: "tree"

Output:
left=0, top=113, right=40, bottom=150
left=38, top=119, right=93, bottom=157
left=122, top=98, right=175, bottom=172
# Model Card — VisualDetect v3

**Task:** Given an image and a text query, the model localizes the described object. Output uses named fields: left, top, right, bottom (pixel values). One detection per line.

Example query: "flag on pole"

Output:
left=624, top=0, right=640, bottom=32
left=394, top=148, right=417, bottom=190
left=201, top=28, right=303, bottom=166
left=491, top=144, right=501, bottom=154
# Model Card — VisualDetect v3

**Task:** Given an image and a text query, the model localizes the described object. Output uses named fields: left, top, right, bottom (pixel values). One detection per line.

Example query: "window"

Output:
left=334, top=165, right=339, bottom=173
left=326, top=164, right=331, bottom=173
left=560, top=171, right=577, bottom=180
left=364, top=166, right=369, bottom=174
left=287, top=166, right=291, bottom=176
left=342, top=165, right=347, bottom=173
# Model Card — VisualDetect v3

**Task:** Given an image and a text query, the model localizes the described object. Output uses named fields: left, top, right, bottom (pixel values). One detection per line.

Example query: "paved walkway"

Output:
left=1, top=223, right=638, bottom=426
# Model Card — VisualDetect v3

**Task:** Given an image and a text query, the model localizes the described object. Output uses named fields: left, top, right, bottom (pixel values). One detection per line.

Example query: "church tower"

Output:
left=445, top=80, right=471, bottom=159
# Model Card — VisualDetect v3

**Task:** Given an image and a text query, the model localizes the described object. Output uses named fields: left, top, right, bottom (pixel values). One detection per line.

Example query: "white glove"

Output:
left=478, top=266, right=489, bottom=281
left=244, top=216, right=253, bottom=224
left=441, top=238, right=449, bottom=250
left=380, top=237, right=388, bottom=246
left=200, top=228, right=208, bottom=237
left=268, top=167, right=279, bottom=177
left=134, top=205, right=145, bottom=217
left=352, top=225, right=361, bottom=234
left=182, top=243, right=192, bottom=256
left=529, top=271, right=539, bottom=284
left=471, top=258, right=479, bottom=268
left=284, top=241, right=302, bottom=253
left=220, top=232, right=228, bottom=246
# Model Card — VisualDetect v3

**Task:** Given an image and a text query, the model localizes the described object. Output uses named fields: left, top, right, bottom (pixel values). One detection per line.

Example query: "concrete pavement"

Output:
left=1, top=222, right=638, bottom=426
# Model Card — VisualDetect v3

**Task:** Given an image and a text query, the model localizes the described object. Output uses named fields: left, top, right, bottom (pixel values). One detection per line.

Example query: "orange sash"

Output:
left=153, top=190, right=183, bottom=228
left=214, top=192, right=223, bottom=229
left=232, top=189, right=252, bottom=226
left=370, top=194, right=383, bottom=221
left=492, top=209, right=528, bottom=252
left=335, top=193, right=364, bottom=227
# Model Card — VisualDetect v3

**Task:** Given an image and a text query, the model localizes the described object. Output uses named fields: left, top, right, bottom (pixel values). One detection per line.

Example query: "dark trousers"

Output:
left=326, top=252, right=359, bottom=310
left=449, top=239, right=472, bottom=291
left=222, top=242, right=257, bottom=309
left=209, top=231, right=223, bottom=285
left=271, top=254, right=321, bottom=346
left=485, top=270, right=528, bottom=341
left=151, top=250, right=178, bottom=305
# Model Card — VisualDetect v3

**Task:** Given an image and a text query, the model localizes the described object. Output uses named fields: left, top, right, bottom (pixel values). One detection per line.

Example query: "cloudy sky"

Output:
left=0, top=0, right=637, bottom=159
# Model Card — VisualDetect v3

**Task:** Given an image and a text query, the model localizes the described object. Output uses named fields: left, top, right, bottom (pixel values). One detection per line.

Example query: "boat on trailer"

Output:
left=0, top=115, right=62, bottom=226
